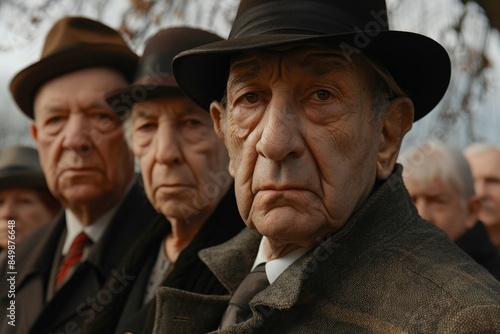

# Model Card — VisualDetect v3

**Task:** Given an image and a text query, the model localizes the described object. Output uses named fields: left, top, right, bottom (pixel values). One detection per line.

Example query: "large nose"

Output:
left=154, top=122, right=183, bottom=166
left=256, top=96, right=304, bottom=161
left=61, top=114, right=93, bottom=155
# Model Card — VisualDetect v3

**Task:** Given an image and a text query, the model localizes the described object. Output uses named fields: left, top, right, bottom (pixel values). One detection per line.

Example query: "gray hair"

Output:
left=464, top=142, right=500, bottom=157
left=361, top=53, right=407, bottom=123
left=399, top=139, right=475, bottom=201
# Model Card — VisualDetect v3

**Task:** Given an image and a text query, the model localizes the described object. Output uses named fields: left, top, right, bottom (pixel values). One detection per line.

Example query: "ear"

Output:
left=376, top=97, right=414, bottom=180
left=210, top=101, right=225, bottom=141
left=465, top=195, right=480, bottom=229
left=31, top=122, right=38, bottom=141
left=210, top=101, right=236, bottom=177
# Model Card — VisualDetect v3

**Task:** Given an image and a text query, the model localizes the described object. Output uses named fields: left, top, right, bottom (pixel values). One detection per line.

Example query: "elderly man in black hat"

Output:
left=0, top=17, right=156, bottom=334
left=148, top=0, right=500, bottom=333
left=81, top=27, right=245, bottom=334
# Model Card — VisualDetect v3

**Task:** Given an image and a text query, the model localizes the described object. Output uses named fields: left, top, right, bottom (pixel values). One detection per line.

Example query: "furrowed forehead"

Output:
left=228, top=44, right=358, bottom=86
left=132, top=97, right=207, bottom=119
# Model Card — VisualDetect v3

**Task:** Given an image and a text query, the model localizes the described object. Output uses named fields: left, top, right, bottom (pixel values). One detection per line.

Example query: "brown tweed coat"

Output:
left=152, top=165, right=500, bottom=333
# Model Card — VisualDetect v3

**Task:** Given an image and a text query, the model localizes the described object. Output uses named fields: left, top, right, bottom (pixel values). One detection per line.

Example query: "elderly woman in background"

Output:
left=0, top=145, right=61, bottom=252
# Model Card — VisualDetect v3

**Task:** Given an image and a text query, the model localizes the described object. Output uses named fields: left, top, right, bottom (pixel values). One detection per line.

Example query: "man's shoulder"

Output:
left=277, top=221, right=500, bottom=332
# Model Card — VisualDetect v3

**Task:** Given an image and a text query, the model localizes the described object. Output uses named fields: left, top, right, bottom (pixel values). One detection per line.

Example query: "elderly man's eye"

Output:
left=313, top=90, right=332, bottom=101
left=185, top=119, right=202, bottom=126
left=47, top=116, right=63, bottom=124
left=244, top=92, right=260, bottom=104
left=140, top=123, right=155, bottom=130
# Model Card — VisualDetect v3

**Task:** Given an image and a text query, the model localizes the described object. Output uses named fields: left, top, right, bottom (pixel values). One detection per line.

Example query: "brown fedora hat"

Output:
left=0, top=146, right=47, bottom=191
left=173, top=0, right=451, bottom=122
left=10, top=16, right=138, bottom=119
left=106, top=27, right=223, bottom=116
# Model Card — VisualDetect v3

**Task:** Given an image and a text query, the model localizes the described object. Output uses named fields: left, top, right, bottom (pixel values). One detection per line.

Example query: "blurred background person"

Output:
left=400, top=140, right=500, bottom=279
left=0, top=145, right=61, bottom=254
left=83, top=27, right=245, bottom=334
left=464, top=142, right=500, bottom=248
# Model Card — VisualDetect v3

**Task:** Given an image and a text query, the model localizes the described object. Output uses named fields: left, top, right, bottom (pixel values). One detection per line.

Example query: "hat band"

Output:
left=229, top=1, right=372, bottom=39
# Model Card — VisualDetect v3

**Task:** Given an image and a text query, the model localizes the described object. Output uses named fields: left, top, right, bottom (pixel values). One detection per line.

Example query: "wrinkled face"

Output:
left=211, top=45, right=413, bottom=248
left=131, top=96, right=231, bottom=223
left=404, top=177, right=475, bottom=240
left=0, top=188, right=56, bottom=248
left=32, top=67, right=134, bottom=209
left=465, top=150, right=500, bottom=227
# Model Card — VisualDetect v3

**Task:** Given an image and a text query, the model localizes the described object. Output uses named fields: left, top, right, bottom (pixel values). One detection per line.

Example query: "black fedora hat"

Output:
left=10, top=16, right=138, bottom=119
left=106, top=27, right=223, bottom=115
left=173, top=0, right=451, bottom=121
left=0, top=146, right=48, bottom=191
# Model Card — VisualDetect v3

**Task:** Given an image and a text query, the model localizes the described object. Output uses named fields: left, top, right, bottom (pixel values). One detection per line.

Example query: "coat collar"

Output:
left=199, top=228, right=262, bottom=294
left=85, top=180, right=156, bottom=279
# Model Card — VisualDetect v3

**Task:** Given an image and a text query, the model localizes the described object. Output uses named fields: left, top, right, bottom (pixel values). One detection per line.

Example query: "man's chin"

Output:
left=59, top=186, right=109, bottom=205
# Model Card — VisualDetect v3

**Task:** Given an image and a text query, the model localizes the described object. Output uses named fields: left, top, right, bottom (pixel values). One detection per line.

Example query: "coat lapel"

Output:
left=86, top=182, right=157, bottom=278
left=28, top=262, right=101, bottom=333
left=199, top=228, right=262, bottom=294
left=152, top=229, right=261, bottom=333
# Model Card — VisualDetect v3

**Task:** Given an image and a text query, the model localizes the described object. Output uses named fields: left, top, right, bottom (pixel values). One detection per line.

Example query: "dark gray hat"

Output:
left=106, top=27, right=223, bottom=116
left=0, top=146, right=48, bottom=190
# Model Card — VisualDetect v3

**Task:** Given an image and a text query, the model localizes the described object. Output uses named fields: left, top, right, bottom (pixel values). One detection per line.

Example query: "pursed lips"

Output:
left=154, top=183, right=195, bottom=191
left=254, top=183, right=313, bottom=194
left=59, top=167, right=100, bottom=174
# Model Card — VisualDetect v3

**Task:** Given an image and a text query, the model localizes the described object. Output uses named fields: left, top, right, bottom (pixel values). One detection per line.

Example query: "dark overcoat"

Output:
left=0, top=181, right=156, bottom=334
left=83, top=187, right=245, bottom=334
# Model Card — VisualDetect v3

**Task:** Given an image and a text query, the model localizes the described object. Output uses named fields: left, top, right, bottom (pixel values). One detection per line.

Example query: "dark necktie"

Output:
left=56, top=232, right=92, bottom=288
left=220, top=263, right=269, bottom=328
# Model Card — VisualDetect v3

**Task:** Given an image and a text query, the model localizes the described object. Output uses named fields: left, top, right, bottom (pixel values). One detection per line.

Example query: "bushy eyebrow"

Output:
left=133, top=108, right=158, bottom=120
left=132, top=105, right=202, bottom=120
left=296, top=53, right=351, bottom=77
left=37, top=100, right=110, bottom=115
left=228, top=59, right=262, bottom=89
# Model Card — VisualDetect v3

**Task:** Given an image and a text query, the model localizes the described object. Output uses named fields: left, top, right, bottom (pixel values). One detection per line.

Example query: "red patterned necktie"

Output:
left=56, top=232, right=92, bottom=288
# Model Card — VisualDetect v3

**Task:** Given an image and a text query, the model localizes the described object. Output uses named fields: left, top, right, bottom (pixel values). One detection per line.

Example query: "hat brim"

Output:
left=0, top=171, right=48, bottom=191
left=173, top=30, right=451, bottom=122
left=10, top=44, right=138, bottom=119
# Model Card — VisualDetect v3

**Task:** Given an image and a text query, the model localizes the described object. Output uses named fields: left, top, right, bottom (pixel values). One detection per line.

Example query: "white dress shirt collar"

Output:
left=252, top=236, right=310, bottom=284
left=62, top=178, right=135, bottom=255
